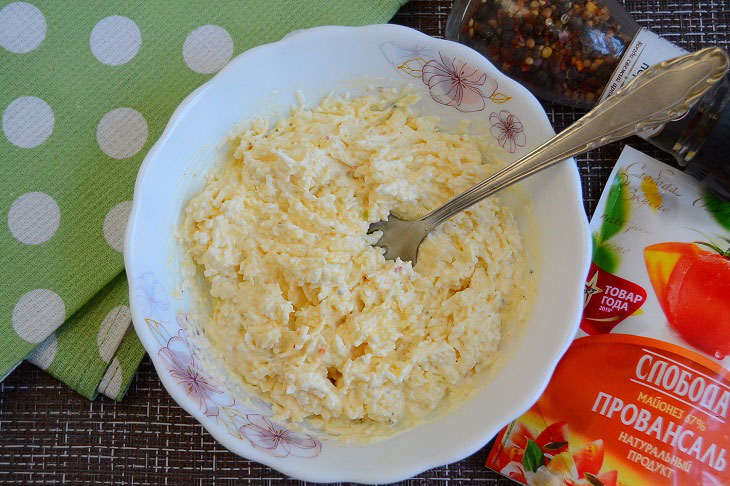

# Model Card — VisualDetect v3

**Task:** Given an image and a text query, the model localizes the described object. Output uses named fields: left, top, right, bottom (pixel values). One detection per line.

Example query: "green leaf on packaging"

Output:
left=702, top=189, right=730, bottom=232
left=592, top=238, right=620, bottom=274
left=523, top=439, right=545, bottom=473
left=597, top=170, right=630, bottom=243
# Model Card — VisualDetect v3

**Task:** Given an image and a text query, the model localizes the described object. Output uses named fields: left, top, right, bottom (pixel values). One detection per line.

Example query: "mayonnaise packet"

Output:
left=486, top=145, right=730, bottom=486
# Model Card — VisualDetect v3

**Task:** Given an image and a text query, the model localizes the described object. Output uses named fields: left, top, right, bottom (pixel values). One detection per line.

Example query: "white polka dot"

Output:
left=97, top=305, right=131, bottom=363
left=90, top=16, right=141, bottom=66
left=99, top=357, right=123, bottom=399
left=3, top=96, right=54, bottom=148
left=8, top=192, right=60, bottom=245
left=96, top=108, right=147, bottom=159
left=103, top=200, right=131, bottom=252
left=183, top=25, right=233, bottom=74
left=0, top=2, right=46, bottom=54
left=27, top=332, right=58, bottom=370
left=12, top=289, right=65, bottom=343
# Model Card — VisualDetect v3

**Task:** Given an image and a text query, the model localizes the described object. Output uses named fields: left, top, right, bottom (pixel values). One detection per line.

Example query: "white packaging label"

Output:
left=599, top=28, right=688, bottom=102
left=599, top=28, right=688, bottom=137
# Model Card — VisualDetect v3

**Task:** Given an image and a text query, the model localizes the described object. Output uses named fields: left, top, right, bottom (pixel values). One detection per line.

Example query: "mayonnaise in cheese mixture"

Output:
left=181, top=89, right=535, bottom=439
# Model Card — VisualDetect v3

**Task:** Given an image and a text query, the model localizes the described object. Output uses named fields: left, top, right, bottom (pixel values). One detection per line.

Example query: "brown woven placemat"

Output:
left=2, top=1, right=729, bottom=484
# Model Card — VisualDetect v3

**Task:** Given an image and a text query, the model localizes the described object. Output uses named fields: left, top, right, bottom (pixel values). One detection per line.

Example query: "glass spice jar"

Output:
left=447, top=0, right=643, bottom=108
left=446, top=0, right=730, bottom=199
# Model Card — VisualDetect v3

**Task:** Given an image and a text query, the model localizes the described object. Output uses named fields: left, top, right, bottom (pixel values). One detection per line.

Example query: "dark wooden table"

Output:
left=2, top=0, right=728, bottom=484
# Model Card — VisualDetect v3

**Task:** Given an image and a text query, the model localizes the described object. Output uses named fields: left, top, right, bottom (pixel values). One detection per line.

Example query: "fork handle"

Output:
left=421, top=47, right=729, bottom=228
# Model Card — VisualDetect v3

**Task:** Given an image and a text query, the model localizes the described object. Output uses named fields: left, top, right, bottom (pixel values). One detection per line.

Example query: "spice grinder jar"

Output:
left=446, top=0, right=642, bottom=108
left=446, top=0, right=730, bottom=199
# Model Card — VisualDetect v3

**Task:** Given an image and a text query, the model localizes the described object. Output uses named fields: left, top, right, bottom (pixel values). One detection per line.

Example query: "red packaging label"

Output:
left=582, top=262, right=647, bottom=335
left=487, top=335, right=730, bottom=486
left=486, top=146, right=730, bottom=486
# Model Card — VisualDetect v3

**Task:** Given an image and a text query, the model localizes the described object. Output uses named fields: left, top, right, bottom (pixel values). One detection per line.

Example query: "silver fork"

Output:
left=367, top=47, right=728, bottom=263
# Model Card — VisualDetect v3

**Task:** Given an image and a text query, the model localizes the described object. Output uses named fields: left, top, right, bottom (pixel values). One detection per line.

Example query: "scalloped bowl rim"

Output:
left=125, top=24, right=591, bottom=483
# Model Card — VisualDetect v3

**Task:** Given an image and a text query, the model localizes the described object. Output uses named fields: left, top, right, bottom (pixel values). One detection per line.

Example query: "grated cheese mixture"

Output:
left=181, top=89, right=534, bottom=439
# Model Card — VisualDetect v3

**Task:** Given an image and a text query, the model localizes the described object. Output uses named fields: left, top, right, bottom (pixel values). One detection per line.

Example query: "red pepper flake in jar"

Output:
left=452, top=0, right=637, bottom=108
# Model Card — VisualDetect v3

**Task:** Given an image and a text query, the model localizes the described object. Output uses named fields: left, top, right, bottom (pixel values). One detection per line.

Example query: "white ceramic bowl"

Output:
left=125, top=24, right=591, bottom=483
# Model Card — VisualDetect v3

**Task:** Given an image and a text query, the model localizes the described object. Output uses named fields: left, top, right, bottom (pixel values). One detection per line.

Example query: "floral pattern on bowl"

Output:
left=489, top=110, right=526, bottom=154
left=126, top=24, right=591, bottom=483
left=138, top=272, right=322, bottom=459
left=380, top=41, right=525, bottom=153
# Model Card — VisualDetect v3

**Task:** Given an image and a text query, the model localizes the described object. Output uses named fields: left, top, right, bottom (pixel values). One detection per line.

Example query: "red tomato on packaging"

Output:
left=645, top=242, right=730, bottom=358
left=507, top=422, right=534, bottom=449
left=573, top=439, right=604, bottom=478
left=596, top=469, right=618, bottom=486
left=495, top=444, right=525, bottom=470
left=535, top=422, right=569, bottom=455
left=665, top=252, right=730, bottom=358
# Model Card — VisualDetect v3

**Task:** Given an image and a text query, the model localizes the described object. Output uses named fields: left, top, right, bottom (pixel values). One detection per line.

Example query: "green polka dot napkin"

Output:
left=1, top=0, right=407, bottom=400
